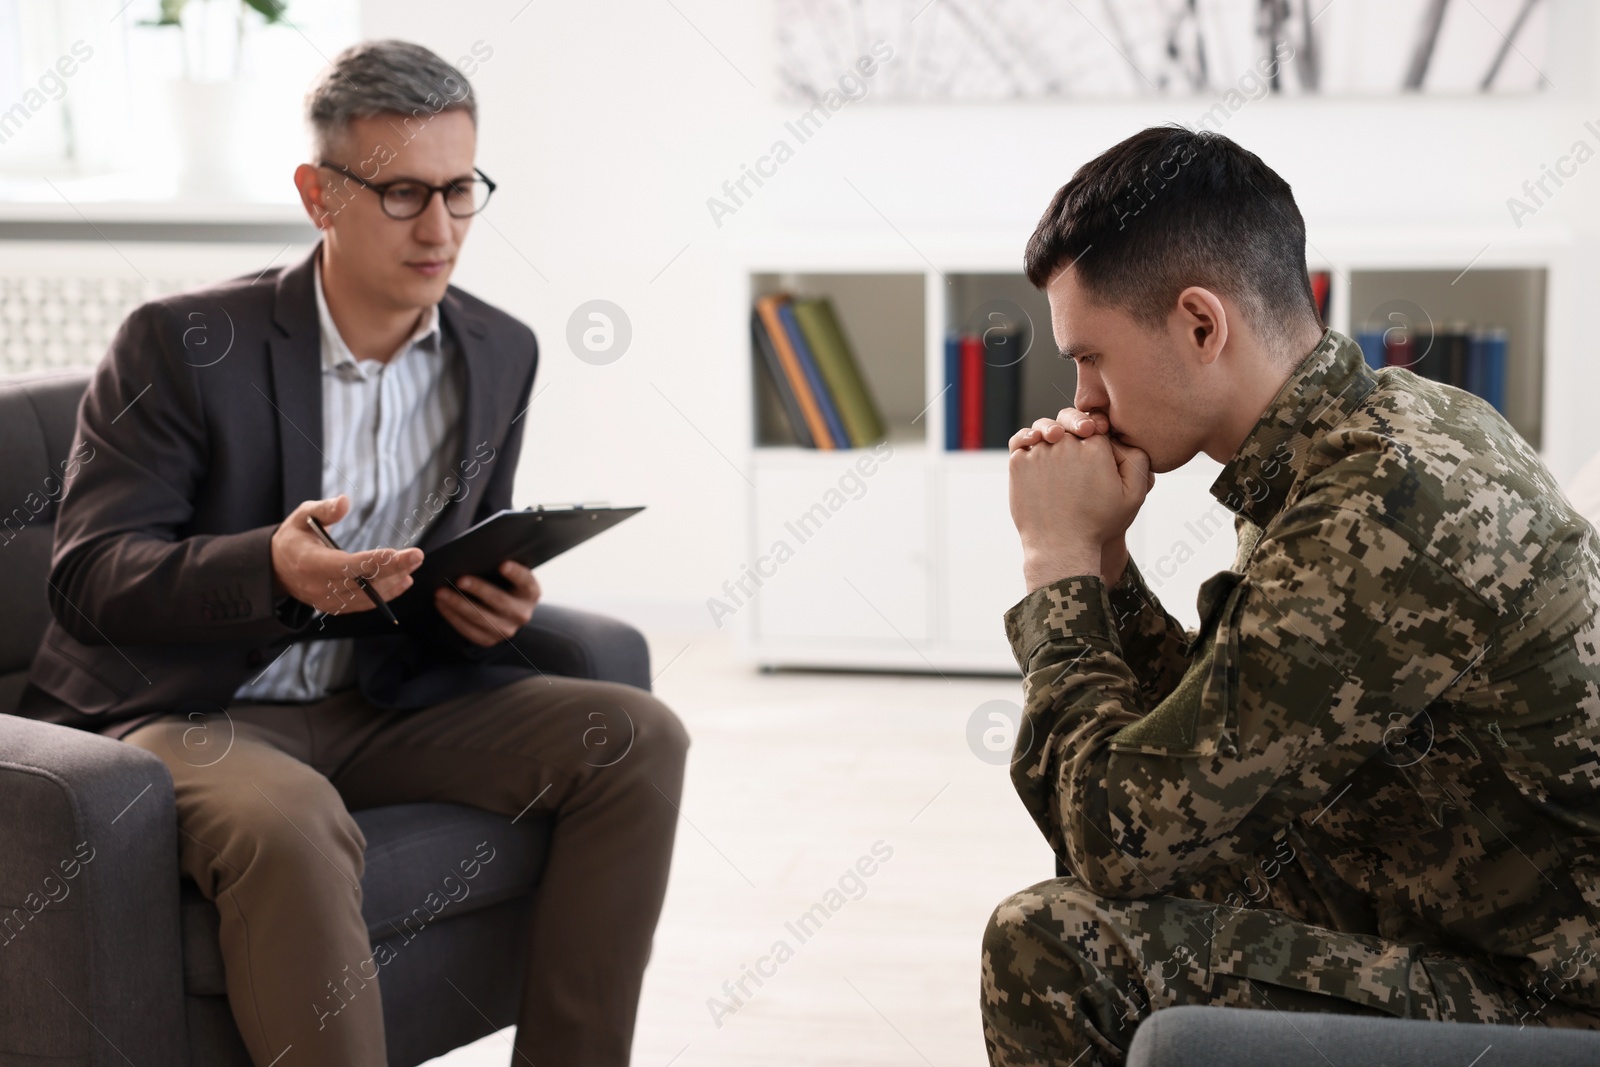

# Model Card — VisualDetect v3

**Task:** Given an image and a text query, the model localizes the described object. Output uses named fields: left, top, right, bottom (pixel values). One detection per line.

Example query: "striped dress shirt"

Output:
left=234, top=257, right=464, bottom=702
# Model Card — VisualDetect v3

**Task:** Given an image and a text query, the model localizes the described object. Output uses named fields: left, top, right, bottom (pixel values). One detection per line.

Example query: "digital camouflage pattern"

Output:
left=984, top=329, right=1600, bottom=1065
left=979, top=872, right=1592, bottom=1066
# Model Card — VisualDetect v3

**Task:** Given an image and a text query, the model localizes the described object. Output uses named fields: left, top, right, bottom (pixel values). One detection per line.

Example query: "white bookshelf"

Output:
left=731, top=228, right=1579, bottom=675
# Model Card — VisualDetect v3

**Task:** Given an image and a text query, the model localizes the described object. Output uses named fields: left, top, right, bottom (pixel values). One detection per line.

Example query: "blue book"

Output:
left=1464, top=330, right=1484, bottom=398
left=778, top=301, right=850, bottom=448
left=1471, top=328, right=1509, bottom=414
left=944, top=333, right=961, bottom=451
left=1356, top=328, right=1387, bottom=371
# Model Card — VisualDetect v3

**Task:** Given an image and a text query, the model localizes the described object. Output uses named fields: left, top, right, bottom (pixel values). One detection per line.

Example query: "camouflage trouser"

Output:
left=980, top=876, right=1591, bottom=1067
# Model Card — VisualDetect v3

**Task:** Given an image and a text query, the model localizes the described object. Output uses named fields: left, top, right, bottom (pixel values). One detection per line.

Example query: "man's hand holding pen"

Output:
left=270, top=494, right=541, bottom=645
left=271, top=495, right=421, bottom=615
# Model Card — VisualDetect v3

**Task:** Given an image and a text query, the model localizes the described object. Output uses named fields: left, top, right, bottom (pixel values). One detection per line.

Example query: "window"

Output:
left=0, top=0, right=358, bottom=197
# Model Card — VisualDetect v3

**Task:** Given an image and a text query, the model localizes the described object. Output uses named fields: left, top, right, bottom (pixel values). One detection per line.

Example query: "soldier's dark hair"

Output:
left=1024, top=125, right=1322, bottom=347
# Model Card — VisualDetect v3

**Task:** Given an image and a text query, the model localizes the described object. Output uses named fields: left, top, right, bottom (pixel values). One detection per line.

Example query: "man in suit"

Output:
left=16, top=39, right=688, bottom=1067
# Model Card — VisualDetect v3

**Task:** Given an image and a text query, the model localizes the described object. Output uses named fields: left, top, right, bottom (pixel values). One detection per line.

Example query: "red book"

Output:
left=1385, top=331, right=1416, bottom=370
left=1309, top=271, right=1331, bottom=322
left=960, top=334, right=985, bottom=450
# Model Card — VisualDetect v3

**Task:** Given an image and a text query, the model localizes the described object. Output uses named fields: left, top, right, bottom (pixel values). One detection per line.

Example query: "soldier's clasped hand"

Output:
left=1008, top=406, right=1111, bottom=451
left=1008, top=408, right=1154, bottom=594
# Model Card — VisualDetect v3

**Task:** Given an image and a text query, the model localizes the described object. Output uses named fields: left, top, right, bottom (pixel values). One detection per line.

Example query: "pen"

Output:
left=306, top=515, right=401, bottom=626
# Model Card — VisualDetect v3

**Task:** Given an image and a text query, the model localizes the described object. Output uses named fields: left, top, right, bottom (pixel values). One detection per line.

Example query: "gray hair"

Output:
left=305, top=39, right=476, bottom=161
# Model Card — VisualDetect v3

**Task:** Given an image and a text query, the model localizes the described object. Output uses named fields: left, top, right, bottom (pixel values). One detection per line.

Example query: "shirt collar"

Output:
left=312, top=252, right=441, bottom=374
left=1209, top=328, right=1378, bottom=527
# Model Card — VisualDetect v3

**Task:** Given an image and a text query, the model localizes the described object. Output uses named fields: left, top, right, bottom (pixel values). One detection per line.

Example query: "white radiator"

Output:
left=0, top=239, right=313, bottom=374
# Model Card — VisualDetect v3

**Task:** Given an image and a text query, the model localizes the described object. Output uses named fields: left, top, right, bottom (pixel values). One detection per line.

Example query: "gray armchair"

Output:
left=0, top=370, right=652, bottom=1066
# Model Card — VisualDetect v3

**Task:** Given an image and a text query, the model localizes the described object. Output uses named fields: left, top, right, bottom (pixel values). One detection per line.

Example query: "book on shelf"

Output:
left=959, top=333, right=984, bottom=450
left=751, top=293, right=887, bottom=449
left=1310, top=270, right=1332, bottom=324
left=945, top=327, right=1022, bottom=450
left=777, top=301, right=850, bottom=448
left=1439, top=327, right=1469, bottom=389
left=943, top=334, right=961, bottom=451
left=751, top=309, right=814, bottom=448
left=981, top=326, right=1023, bottom=450
left=755, top=295, right=835, bottom=448
left=1355, top=326, right=1386, bottom=371
left=793, top=298, right=887, bottom=447
left=1469, top=328, right=1509, bottom=413
left=1354, top=321, right=1508, bottom=414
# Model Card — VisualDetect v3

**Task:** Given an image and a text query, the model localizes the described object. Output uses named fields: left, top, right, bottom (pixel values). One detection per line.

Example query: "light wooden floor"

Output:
left=423, top=625, right=1048, bottom=1067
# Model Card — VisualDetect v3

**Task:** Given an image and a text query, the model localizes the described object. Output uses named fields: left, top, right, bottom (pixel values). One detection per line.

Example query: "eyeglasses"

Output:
left=316, top=162, right=497, bottom=220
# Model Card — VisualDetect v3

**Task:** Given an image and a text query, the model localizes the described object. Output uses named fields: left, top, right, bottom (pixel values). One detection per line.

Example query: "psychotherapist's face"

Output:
left=310, top=109, right=478, bottom=312
left=1045, top=265, right=1207, bottom=475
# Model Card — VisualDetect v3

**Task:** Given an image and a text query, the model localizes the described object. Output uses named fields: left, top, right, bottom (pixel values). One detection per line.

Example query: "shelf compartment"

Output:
left=1348, top=267, right=1546, bottom=448
left=942, top=272, right=1077, bottom=450
left=748, top=271, right=925, bottom=449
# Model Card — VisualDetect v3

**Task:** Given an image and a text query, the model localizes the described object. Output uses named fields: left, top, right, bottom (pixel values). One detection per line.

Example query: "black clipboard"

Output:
left=298, top=503, right=643, bottom=641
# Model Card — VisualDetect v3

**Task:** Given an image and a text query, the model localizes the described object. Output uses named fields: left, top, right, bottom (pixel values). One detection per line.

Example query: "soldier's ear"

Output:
left=1171, top=286, right=1228, bottom=364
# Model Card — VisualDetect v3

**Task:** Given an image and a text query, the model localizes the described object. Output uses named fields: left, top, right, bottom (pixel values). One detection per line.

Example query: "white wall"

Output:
left=360, top=0, right=1600, bottom=627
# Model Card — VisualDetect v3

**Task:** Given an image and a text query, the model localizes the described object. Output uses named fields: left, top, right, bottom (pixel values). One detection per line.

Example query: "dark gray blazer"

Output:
left=18, top=245, right=540, bottom=738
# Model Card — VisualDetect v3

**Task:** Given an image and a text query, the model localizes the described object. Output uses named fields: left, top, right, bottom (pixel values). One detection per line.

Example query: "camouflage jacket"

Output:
left=1004, top=328, right=1600, bottom=1011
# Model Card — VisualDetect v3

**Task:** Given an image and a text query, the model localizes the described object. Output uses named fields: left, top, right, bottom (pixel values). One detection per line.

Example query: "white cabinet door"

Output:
left=751, top=450, right=931, bottom=644
left=937, top=455, right=1235, bottom=648
left=938, top=458, right=1025, bottom=649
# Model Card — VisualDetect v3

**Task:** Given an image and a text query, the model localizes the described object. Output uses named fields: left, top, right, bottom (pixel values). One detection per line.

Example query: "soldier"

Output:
left=983, top=125, right=1600, bottom=1065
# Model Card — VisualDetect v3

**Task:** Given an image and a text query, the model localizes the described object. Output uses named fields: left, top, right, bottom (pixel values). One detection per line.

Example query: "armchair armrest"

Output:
left=490, top=603, right=652, bottom=691
left=1129, top=1006, right=1600, bottom=1067
left=0, top=714, right=187, bottom=1063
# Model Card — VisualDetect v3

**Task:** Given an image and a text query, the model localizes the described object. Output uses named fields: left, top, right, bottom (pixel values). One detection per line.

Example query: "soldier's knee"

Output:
left=982, top=877, right=1138, bottom=1017
left=983, top=890, right=1034, bottom=957
left=983, top=879, right=1155, bottom=1058
left=982, top=883, right=1110, bottom=1053
left=984, top=878, right=1104, bottom=959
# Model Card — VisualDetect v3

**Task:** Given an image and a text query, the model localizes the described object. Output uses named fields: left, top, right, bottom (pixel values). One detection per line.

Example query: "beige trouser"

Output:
left=122, top=672, right=689, bottom=1067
